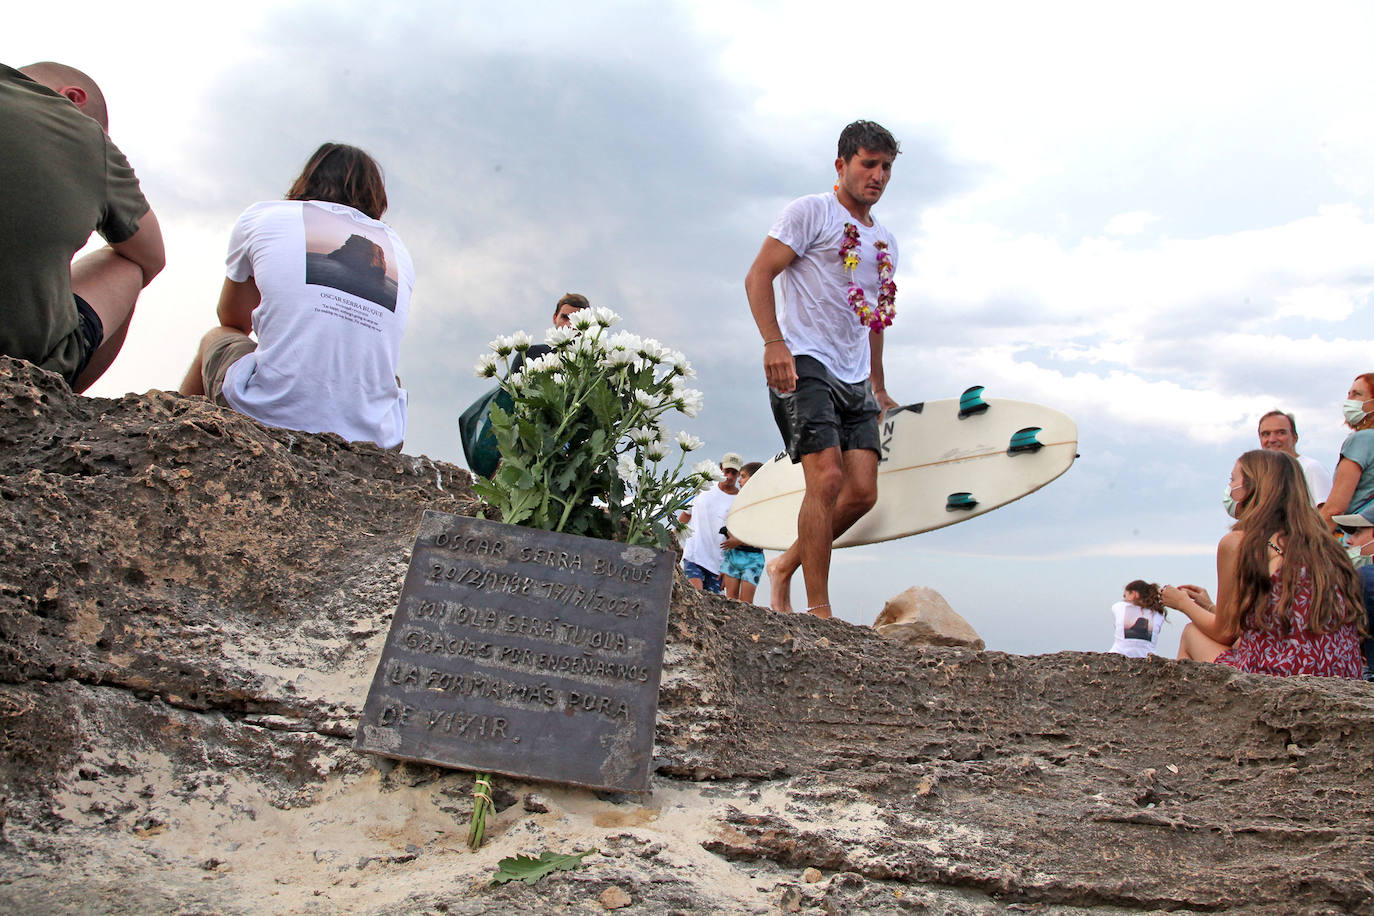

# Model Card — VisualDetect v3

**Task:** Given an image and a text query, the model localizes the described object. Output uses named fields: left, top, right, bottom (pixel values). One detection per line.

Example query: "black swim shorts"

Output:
left=769, top=354, right=881, bottom=463
left=66, top=294, right=105, bottom=385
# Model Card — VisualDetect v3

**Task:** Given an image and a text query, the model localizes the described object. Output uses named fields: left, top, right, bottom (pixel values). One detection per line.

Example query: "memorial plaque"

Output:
left=354, top=510, right=674, bottom=792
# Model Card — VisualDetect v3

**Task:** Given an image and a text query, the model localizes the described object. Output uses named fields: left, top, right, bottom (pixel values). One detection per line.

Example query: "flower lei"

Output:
left=839, top=222, right=896, bottom=332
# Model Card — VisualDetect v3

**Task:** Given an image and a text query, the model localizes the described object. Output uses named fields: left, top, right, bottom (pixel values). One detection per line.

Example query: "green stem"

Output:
left=467, top=772, right=493, bottom=850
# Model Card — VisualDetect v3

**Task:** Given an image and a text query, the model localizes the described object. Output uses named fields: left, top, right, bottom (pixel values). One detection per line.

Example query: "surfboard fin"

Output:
left=946, top=492, right=978, bottom=511
left=958, top=386, right=989, bottom=419
left=1008, top=427, right=1044, bottom=454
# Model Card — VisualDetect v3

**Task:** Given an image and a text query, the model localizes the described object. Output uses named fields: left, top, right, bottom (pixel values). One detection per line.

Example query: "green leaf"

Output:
left=489, top=849, right=595, bottom=886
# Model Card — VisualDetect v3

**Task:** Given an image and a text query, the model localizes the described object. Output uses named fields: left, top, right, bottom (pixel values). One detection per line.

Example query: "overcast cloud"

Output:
left=13, top=0, right=1374, bottom=655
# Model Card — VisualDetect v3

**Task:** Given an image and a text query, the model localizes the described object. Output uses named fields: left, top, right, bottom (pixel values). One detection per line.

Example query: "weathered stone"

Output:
left=598, top=886, right=632, bottom=909
left=1, top=356, right=1373, bottom=915
left=872, top=585, right=986, bottom=649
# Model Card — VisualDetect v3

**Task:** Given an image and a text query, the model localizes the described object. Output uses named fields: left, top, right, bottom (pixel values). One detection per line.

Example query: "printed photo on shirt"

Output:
left=302, top=203, right=399, bottom=311
left=1123, top=612, right=1153, bottom=641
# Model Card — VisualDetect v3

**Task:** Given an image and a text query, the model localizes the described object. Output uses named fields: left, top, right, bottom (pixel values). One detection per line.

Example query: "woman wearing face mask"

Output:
left=1162, top=449, right=1364, bottom=677
left=1319, top=372, right=1374, bottom=531
left=1331, top=505, right=1374, bottom=680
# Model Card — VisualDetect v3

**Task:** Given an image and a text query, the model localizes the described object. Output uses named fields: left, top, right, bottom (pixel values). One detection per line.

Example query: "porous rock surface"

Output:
left=0, top=356, right=1371, bottom=914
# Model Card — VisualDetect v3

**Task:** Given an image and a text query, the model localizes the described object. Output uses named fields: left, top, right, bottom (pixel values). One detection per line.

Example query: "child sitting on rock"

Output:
left=1109, top=580, right=1167, bottom=657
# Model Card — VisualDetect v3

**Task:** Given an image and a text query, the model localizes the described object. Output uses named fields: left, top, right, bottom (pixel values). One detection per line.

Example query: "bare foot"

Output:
left=765, top=555, right=793, bottom=613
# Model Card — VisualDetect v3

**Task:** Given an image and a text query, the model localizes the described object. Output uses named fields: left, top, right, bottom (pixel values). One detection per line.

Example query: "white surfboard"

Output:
left=725, top=386, right=1078, bottom=550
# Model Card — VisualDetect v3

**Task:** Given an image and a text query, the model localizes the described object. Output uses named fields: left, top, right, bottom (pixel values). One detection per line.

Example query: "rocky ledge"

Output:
left=0, top=356, right=1371, bottom=915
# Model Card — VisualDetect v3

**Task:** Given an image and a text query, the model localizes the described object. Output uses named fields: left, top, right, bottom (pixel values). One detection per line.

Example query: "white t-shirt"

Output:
left=769, top=193, right=898, bottom=384
left=1295, top=453, right=1333, bottom=505
left=1108, top=602, right=1165, bottom=658
left=682, top=485, right=736, bottom=575
left=221, top=200, right=415, bottom=449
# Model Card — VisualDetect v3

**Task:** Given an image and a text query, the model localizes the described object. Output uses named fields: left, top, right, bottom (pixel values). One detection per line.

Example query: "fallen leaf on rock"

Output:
left=489, top=849, right=594, bottom=886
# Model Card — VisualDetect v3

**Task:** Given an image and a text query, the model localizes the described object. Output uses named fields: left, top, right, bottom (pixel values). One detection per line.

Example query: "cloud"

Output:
left=1104, top=211, right=1159, bottom=237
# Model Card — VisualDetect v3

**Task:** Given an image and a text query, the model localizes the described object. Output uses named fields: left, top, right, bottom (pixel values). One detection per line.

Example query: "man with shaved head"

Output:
left=0, top=61, right=164, bottom=391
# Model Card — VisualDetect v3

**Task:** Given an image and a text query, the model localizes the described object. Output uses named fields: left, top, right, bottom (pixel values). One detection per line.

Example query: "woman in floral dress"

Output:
left=1163, top=449, right=1364, bottom=678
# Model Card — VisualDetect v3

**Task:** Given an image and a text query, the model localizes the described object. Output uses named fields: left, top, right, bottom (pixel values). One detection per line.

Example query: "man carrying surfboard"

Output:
left=744, top=120, right=901, bottom=618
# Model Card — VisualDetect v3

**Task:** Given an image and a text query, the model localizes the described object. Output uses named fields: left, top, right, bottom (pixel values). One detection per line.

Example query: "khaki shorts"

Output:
left=202, top=333, right=257, bottom=406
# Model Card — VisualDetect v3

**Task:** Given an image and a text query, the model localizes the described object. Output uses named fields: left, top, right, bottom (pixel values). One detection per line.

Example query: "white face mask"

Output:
left=1341, top=531, right=1373, bottom=568
left=1222, top=481, right=1240, bottom=519
left=1344, top=399, right=1369, bottom=427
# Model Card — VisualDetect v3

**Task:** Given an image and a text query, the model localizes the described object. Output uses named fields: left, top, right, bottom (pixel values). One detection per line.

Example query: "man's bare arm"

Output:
left=109, top=209, right=166, bottom=286
left=215, top=277, right=261, bottom=335
left=868, top=329, right=899, bottom=415
left=744, top=237, right=798, bottom=393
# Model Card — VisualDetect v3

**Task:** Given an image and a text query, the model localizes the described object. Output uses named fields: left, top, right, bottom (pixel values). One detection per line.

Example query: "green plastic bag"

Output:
left=459, top=385, right=514, bottom=479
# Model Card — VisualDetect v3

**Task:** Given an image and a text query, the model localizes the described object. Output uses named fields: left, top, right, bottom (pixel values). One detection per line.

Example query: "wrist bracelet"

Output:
left=764, top=337, right=784, bottom=346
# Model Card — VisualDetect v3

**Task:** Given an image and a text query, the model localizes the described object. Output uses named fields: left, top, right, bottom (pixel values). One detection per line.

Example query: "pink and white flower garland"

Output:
left=839, top=222, right=896, bottom=333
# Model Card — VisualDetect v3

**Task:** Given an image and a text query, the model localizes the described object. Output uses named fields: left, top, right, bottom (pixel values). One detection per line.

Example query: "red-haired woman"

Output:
left=1320, top=372, right=1374, bottom=531
left=1164, top=449, right=1364, bottom=677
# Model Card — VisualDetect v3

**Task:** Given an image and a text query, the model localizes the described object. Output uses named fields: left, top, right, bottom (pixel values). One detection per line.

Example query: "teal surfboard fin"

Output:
left=958, top=386, right=988, bottom=419
left=946, top=492, right=978, bottom=511
left=1008, top=427, right=1044, bottom=454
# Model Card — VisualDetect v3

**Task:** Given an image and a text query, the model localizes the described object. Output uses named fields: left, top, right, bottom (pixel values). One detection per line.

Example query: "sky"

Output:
left=13, top=1, right=1374, bottom=656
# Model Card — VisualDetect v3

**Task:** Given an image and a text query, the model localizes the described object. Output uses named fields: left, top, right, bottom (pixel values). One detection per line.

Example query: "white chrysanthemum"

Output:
left=571, top=309, right=596, bottom=331
left=634, top=389, right=659, bottom=409
left=629, top=426, right=658, bottom=446
left=607, top=331, right=643, bottom=353
left=636, top=338, right=666, bottom=364
left=519, top=353, right=553, bottom=375
left=692, top=459, right=724, bottom=482
left=550, top=372, right=566, bottom=386
left=510, top=330, right=534, bottom=351
left=667, top=350, right=694, bottom=377
left=506, top=370, right=525, bottom=392
left=676, top=431, right=702, bottom=452
left=545, top=326, right=577, bottom=347
left=677, top=388, right=705, bottom=418
left=592, top=306, right=619, bottom=327
left=645, top=440, right=668, bottom=461
left=616, top=453, right=637, bottom=484
left=572, top=331, right=605, bottom=357
left=488, top=334, right=514, bottom=356
left=601, top=348, right=637, bottom=369
left=474, top=353, right=500, bottom=378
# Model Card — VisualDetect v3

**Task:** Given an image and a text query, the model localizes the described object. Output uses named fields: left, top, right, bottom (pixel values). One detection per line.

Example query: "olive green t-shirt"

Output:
left=0, top=64, right=150, bottom=382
